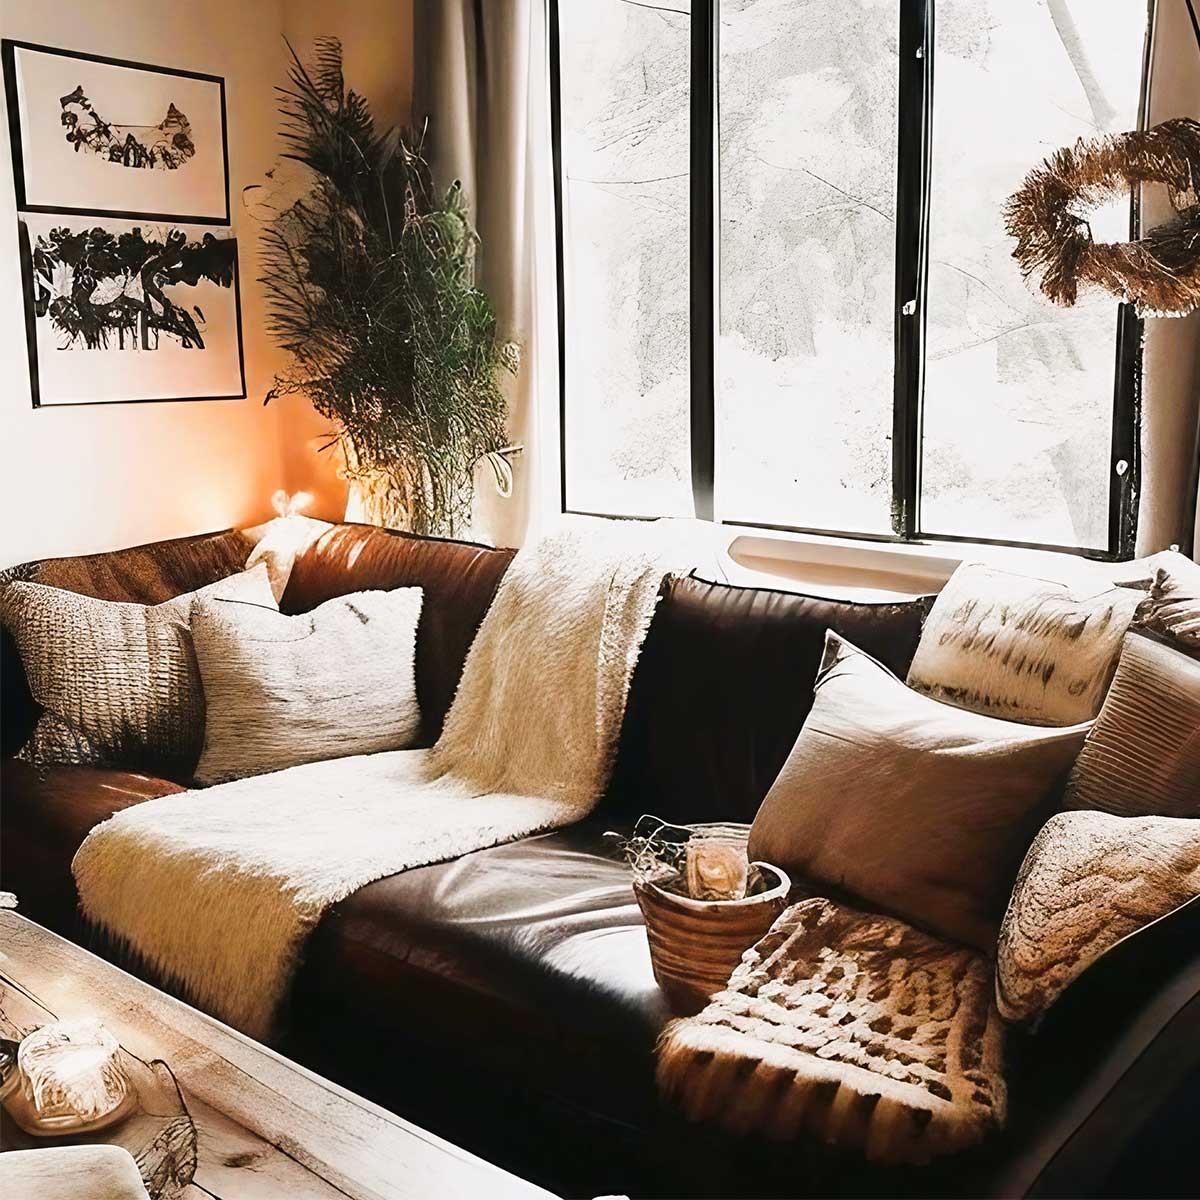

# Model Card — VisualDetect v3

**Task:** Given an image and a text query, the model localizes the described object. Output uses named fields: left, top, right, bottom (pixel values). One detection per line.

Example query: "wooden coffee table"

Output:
left=0, top=911, right=556, bottom=1199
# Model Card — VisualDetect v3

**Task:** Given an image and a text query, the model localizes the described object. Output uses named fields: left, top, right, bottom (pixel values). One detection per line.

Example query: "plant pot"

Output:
left=634, top=859, right=791, bottom=1016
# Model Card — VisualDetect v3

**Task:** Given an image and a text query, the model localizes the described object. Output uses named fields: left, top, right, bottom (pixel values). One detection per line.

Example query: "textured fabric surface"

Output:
left=73, top=517, right=704, bottom=1037
left=0, top=1146, right=151, bottom=1200
left=1062, top=632, right=1200, bottom=817
left=2, top=565, right=276, bottom=779
left=749, top=632, right=1090, bottom=950
left=996, top=810, right=1200, bottom=1023
left=192, top=588, right=423, bottom=785
left=280, top=523, right=515, bottom=741
left=608, top=573, right=935, bottom=825
left=243, top=514, right=333, bottom=602
left=657, top=897, right=1006, bottom=1165
left=906, top=563, right=1140, bottom=726
left=1135, top=550, right=1200, bottom=648
left=1, top=529, right=255, bottom=760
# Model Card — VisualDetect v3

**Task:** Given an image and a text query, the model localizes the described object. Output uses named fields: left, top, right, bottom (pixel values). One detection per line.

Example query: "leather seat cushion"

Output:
left=0, top=760, right=184, bottom=937
left=288, top=820, right=673, bottom=1119
left=279, top=524, right=515, bottom=741
left=608, top=573, right=935, bottom=825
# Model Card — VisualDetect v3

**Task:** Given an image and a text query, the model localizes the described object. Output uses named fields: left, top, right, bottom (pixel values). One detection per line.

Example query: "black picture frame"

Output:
left=17, top=215, right=247, bottom=408
left=2, top=38, right=230, bottom=225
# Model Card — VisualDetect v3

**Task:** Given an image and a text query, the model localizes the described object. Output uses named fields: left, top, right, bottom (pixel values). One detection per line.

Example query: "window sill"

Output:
left=712, top=523, right=1133, bottom=601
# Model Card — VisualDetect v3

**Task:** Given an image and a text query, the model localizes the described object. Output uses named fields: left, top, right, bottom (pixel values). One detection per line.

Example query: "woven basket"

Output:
left=634, top=824, right=790, bottom=1015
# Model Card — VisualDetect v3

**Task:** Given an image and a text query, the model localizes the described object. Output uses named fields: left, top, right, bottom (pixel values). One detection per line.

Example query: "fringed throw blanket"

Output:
left=73, top=517, right=703, bottom=1037
left=657, top=898, right=1007, bottom=1166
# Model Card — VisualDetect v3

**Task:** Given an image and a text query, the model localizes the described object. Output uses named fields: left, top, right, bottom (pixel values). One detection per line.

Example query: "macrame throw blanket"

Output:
left=657, top=897, right=1007, bottom=1166
left=73, top=517, right=701, bottom=1038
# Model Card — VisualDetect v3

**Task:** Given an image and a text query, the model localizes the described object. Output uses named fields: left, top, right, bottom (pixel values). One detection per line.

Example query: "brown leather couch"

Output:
left=4, top=524, right=1200, bottom=1199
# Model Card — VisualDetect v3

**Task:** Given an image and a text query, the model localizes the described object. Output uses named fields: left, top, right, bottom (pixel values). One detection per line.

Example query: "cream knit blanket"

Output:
left=73, top=517, right=703, bottom=1037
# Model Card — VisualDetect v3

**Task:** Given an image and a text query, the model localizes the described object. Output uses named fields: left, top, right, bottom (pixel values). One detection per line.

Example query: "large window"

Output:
left=553, top=0, right=1156, bottom=557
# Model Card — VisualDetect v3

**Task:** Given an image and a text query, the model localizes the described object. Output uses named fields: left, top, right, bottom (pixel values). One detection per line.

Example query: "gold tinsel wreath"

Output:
left=1005, top=117, right=1200, bottom=318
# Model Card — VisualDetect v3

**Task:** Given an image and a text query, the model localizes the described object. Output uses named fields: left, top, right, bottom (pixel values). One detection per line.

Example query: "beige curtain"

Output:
left=1137, top=0, right=1200, bottom=559
left=412, top=0, right=559, bottom=548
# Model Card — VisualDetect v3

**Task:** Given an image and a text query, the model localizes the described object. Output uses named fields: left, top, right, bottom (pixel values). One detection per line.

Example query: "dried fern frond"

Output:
left=1005, top=117, right=1200, bottom=317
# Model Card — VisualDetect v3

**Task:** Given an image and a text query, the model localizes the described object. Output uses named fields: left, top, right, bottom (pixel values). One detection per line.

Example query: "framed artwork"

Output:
left=18, top=214, right=246, bottom=406
left=2, top=40, right=229, bottom=224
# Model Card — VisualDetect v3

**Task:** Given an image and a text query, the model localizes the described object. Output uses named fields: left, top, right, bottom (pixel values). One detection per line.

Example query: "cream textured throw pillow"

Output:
left=1, top=564, right=275, bottom=777
left=906, top=563, right=1140, bottom=726
left=192, top=588, right=423, bottom=785
left=996, top=810, right=1200, bottom=1023
left=748, top=631, right=1090, bottom=950
left=1134, top=550, right=1200, bottom=649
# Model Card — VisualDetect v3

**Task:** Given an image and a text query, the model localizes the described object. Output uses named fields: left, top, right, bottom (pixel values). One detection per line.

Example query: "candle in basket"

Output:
left=17, top=1019, right=128, bottom=1124
left=686, top=837, right=749, bottom=901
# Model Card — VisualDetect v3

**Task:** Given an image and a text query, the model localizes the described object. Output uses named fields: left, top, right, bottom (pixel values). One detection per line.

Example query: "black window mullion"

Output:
left=892, top=0, right=933, bottom=541
left=690, top=0, right=718, bottom=523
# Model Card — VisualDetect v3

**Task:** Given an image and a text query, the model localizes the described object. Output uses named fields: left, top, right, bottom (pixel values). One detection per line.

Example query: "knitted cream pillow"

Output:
left=996, top=810, right=1200, bottom=1023
left=192, top=588, right=423, bottom=785
left=1134, top=550, right=1200, bottom=649
left=906, top=563, right=1140, bottom=726
left=1, top=564, right=276, bottom=778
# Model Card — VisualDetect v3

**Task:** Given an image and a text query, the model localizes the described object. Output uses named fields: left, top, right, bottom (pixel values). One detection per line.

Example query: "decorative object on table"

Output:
left=996, top=810, right=1200, bottom=1024
left=16, top=213, right=245, bottom=407
left=1005, top=114, right=1200, bottom=317
left=613, top=816, right=790, bottom=1014
left=0, top=1012, right=197, bottom=1200
left=657, top=896, right=1006, bottom=1165
left=254, top=38, right=519, bottom=537
left=0, top=1145, right=151, bottom=1200
left=10, top=1019, right=133, bottom=1134
left=2, top=40, right=229, bottom=223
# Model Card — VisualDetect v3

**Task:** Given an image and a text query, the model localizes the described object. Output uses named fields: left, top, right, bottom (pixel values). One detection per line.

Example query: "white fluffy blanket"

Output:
left=73, top=517, right=704, bottom=1037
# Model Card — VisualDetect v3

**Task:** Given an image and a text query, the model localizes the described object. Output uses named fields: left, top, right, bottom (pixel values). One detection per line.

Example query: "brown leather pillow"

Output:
left=280, top=524, right=514, bottom=742
left=608, top=573, right=934, bottom=825
left=749, top=631, right=1091, bottom=950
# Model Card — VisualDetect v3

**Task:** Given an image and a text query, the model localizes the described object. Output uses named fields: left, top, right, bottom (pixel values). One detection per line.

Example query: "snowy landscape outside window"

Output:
left=551, top=0, right=1154, bottom=556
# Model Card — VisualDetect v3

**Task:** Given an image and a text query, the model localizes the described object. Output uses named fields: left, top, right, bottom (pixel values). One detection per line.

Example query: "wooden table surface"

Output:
left=0, top=911, right=557, bottom=1200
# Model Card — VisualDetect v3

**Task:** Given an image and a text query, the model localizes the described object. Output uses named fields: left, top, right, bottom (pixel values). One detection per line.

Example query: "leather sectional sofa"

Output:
left=3, top=523, right=1199, bottom=1199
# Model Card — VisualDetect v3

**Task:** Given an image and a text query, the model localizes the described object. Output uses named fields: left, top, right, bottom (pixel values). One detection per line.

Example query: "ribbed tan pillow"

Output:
left=749, top=631, right=1091, bottom=950
left=906, top=563, right=1140, bottom=726
left=1062, top=632, right=1200, bottom=818
left=996, top=810, right=1200, bottom=1023
left=192, top=588, right=423, bottom=785
left=1, top=564, right=276, bottom=777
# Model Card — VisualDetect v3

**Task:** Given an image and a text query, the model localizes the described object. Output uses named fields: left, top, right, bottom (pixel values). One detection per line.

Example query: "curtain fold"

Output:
left=412, top=0, right=559, bottom=548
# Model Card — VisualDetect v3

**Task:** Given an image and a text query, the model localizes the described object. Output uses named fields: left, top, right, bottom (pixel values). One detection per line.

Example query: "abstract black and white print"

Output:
left=4, top=41, right=228, bottom=221
left=59, top=85, right=196, bottom=170
left=19, top=215, right=245, bottom=406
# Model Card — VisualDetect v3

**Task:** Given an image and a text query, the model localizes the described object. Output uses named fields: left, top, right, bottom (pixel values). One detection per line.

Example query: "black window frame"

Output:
left=550, top=0, right=1157, bottom=561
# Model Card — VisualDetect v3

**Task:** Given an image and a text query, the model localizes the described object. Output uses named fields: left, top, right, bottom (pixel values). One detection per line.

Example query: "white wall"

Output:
left=0, top=0, right=291, bottom=565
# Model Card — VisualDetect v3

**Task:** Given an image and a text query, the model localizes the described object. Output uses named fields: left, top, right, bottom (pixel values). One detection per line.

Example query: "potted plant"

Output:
left=255, top=38, right=518, bottom=537
left=610, top=816, right=790, bottom=1015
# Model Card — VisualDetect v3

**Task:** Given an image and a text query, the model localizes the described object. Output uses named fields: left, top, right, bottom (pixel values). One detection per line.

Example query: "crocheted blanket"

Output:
left=657, top=897, right=1007, bottom=1165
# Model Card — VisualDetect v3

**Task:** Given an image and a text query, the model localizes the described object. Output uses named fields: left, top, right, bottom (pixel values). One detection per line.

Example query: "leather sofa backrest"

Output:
left=1, top=528, right=255, bottom=759
left=280, top=524, right=516, bottom=742
left=607, top=572, right=935, bottom=825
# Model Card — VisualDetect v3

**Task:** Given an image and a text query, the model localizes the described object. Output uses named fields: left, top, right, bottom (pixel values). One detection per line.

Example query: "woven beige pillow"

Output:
left=906, top=563, right=1140, bottom=726
left=1, top=564, right=275, bottom=778
left=996, top=810, right=1200, bottom=1023
left=749, top=631, right=1090, bottom=950
left=192, top=587, right=423, bottom=785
